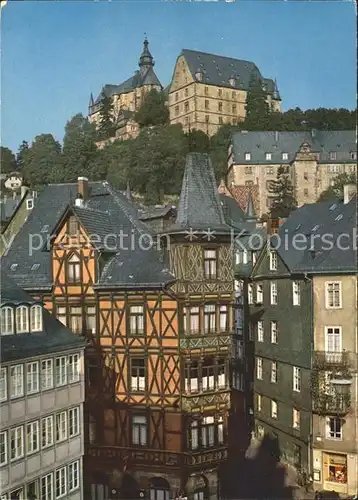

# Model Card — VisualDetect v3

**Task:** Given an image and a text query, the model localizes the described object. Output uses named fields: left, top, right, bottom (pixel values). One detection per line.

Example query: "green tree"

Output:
left=60, top=114, right=99, bottom=182
left=187, top=129, right=210, bottom=153
left=108, top=124, right=187, bottom=203
left=268, top=166, right=297, bottom=219
left=135, top=89, right=169, bottom=128
left=209, top=124, right=239, bottom=181
left=16, top=141, right=30, bottom=170
left=98, top=94, right=116, bottom=140
left=317, top=172, right=357, bottom=201
left=0, top=146, right=17, bottom=173
left=244, top=72, right=271, bottom=130
left=22, top=134, right=63, bottom=188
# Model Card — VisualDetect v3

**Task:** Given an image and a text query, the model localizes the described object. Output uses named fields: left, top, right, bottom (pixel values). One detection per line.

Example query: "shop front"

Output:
left=322, top=452, right=348, bottom=495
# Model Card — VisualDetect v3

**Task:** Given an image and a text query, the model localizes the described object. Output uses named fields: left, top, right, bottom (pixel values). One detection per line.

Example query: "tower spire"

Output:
left=138, top=36, right=154, bottom=73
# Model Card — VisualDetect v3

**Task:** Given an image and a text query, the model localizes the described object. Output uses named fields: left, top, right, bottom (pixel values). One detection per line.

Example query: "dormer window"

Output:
left=229, top=76, right=236, bottom=87
left=1, top=307, right=14, bottom=335
left=26, top=199, right=34, bottom=210
left=265, top=153, right=272, bottom=161
left=68, top=217, right=79, bottom=236
left=245, top=152, right=251, bottom=161
left=16, top=305, right=29, bottom=333
left=30, top=305, right=43, bottom=332
left=329, top=151, right=337, bottom=160
left=282, top=153, right=288, bottom=161
left=67, top=253, right=81, bottom=283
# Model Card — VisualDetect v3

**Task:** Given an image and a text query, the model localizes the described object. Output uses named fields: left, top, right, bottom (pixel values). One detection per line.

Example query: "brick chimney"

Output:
left=343, top=183, right=356, bottom=204
left=78, top=177, right=89, bottom=203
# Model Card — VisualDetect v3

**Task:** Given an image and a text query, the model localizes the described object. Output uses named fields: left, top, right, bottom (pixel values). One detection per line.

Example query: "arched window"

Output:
left=149, top=477, right=170, bottom=500
left=67, top=253, right=81, bottom=283
left=1, top=306, right=14, bottom=335
left=30, top=305, right=42, bottom=332
left=16, top=305, right=29, bottom=333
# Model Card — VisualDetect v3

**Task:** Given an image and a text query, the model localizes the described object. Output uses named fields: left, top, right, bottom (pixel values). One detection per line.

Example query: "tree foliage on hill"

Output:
left=16, top=141, right=29, bottom=171
left=107, top=124, right=187, bottom=203
left=135, top=89, right=169, bottom=127
left=268, top=166, right=297, bottom=219
left=22, top=134, right=63, bottom=188
left=317, top=172, right=357, bottom=202
left=244, top=73, right=271, bottom=130
left=0, top=147, right=17, bottom=173
left=60, top=114, right=99, bottom=182
left=98, top=95, right=116, bottom=140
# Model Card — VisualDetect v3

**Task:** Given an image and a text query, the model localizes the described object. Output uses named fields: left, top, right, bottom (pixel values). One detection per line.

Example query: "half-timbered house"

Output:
left=2, top=154, right=247, bottom=500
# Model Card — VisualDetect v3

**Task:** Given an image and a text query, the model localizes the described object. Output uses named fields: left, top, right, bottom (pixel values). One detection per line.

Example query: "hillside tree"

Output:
left=268, top=166, right=297, bottom=219
left=318, top=172, right=357, bottom=202
left=244, top=72, right=271, bottom=130
left=135, top=89, right=169, bottom=128
left=0, top=146, right=17, bottom=173
left=22, top=134, right=63, bottom=188
left=98, top=94, right=116, bottom=140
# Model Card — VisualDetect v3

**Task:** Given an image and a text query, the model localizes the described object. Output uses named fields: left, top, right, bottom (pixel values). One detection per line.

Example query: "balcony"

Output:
left=182, top=386, right=230, bottom=412
left=312, top=392, right=351, bottom=415
left=314, top=350, right=355, bottom=370
left=179, top=334, right=232, bottom=351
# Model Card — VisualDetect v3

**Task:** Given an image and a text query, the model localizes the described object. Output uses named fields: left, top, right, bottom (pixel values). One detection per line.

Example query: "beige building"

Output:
left=168, top=50, right=281, bottom=136
left=88, top=39, right=162, bottom=139
left=311, top=270, right=358, bottom=496
left=228, top=130, right=357, bottom=216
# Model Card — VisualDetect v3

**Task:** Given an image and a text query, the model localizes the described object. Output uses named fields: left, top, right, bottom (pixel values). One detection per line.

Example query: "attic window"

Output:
left=329, top=152, right=337, bottom=160
left=329, top=204, right=337, bottom=211
left=265, top=153, right=272, bottom=161
left=31, top=264, right=40, bottom=271
left=26, top=199, right=34, bottom=210
left=295, top=224, right=302, bottom=231
left=282, top=153, right=288, bottom=161
left=335, top=214, right=343, bottom=222
left=312, top=225, right=320, bottom=232
left=40, top=225, right=49, bottom=233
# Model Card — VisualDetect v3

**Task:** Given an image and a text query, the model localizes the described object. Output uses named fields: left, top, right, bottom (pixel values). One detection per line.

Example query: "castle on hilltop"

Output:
left=88, top=38, right=281, bottom=140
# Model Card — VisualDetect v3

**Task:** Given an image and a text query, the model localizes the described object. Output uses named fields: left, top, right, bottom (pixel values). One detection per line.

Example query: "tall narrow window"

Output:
left=41, top=473, right=53, bottom=500
left=271, top=400, right=278, bottom=419
left=26, top=362, right=39, bottom=394
left=293, top=366, right=301, bottom=392
left=217, top=359, right=226, bottom=389
left=270, top=321, right=278, bottom=344
left=41, top=416, right=54, bottom=448
left=68, top=461, right=80, bottom=492
left=41, top=359, right=53, bottom=391
left=68, top=216, right=79, bottom=235
left=202, top=358, right=215, bottom=391
left=201, top=416, right=215, bottom=448
left=85, top=306, right=96, bottom=334
left=325, top=282, right=342, bottom=308
left=326, top=417, right=342, bottom=439
left=219, top=305, right=228, bottom=331
left=248, top=284, right=254, bottom=304
left=68, top=354, right=80, bottom=383
left=0, top=367, right=7, bottom=401
left=270, top=282, right=278, bottom=305
left=190, top=421, right=199, bottom=450
left=16, top=305, right=29, bottom=333
left=256, top=284, right=263, bottom=303
left=1, top=306, right=14, bottom=334
left=185, top=361, right=199, bottom=393
left=0, top=431, right=8, bottom=466
left=293, top=408, right=300, bottom=429
left=204, top=305, right=216, bottom=333
left=257, top=321, right=264, bottom=342
left=189, top=306, right=200, bottom=334
left=69, top=307, right=82, bottom=334
left=269, top=251, right=277, bottom=271
left=271, top=362, right=277, bottom=383
left=68, top=407, right=80, bottom=437
left=10, top=425, right=24, bottom=461
left=55, top=467, right=67, bottom=498
left=57, top=306, right=67, bottom=326
left=325, top=327, right=342, bottom=361
left=292, top=281, right=301, bottom=306
left=257, top=394, right=262, bottom=412
left=26, top=420, right=39, bottom=455
left=55, top=357, right=67, bottom=387
left=256, top=358, right=263, bottom=380
left=204, top=249, right=217, bottom=279
left=56, top=411, right=67, bottom=442
left=30, top=305, right=42, bottom=331
left=129, top=305, right=144, bottom=335
left=10, top=364, right=24, bottom=399
left=67, top=254, right=81, bottom=283
left=130, top=359, right=146, bottom=391
left=132, top=415, right=147, bottom=446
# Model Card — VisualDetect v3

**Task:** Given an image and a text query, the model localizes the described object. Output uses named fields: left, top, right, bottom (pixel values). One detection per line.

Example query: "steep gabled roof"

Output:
left=172, top=153, right=231, bottom=233
left=180, top=49, right=277, bottom=95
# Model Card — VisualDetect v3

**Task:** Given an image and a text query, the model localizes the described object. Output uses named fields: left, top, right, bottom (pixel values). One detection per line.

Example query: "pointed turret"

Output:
left=138, top=38, right=154, bottom=74
left=246, top=190, right=256, bottom=221
left=273, top=79, right=281, bottom=100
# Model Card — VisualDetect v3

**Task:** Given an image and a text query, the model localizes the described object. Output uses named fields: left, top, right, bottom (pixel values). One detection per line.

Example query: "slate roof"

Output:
left=138, top=205, right=176, bottom=221
left=1, top=181, right=175, bottom=290
left=90, top=40, right=162, bottom=109
left=231, top=130, right=356, bottom=164
left=170, top=153, right=232, bottom=233
left=1, top=272, right=85, bottom=363
left=271, top=196, right=356, bottom=274
left=219, top=194, right=249, bottom=228
left=0, top=195, right=22, bottom=224
left=180, top=49, right=278, bottom=96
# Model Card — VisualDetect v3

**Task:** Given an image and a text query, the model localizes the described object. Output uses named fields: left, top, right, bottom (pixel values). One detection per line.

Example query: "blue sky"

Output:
left=1, top=0, right=356, bottom=153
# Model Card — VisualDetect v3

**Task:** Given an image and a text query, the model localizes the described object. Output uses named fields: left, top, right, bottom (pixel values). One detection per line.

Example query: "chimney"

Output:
left=218, top=179, right=226, bottom=194
left=343, top=183, right=357, bottom=204
left=13, top=191, right=17, bottom=200
left=311, top=129, right=316, bottom=138
left=20, top=185, right=29, bottom=199
left=78, top=177, right=89, bottom=204
left=275, top=131, right=279, bottom=142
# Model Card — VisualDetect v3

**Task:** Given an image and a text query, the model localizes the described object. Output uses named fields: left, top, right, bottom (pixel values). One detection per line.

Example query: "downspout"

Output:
left=304, top=272, right=314, bottom=482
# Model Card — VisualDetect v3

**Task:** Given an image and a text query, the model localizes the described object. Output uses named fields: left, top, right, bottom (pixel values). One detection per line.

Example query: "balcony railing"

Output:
left=312, top=393, right=351, bottom=415
left=314, top=350, right=355, bottom=369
